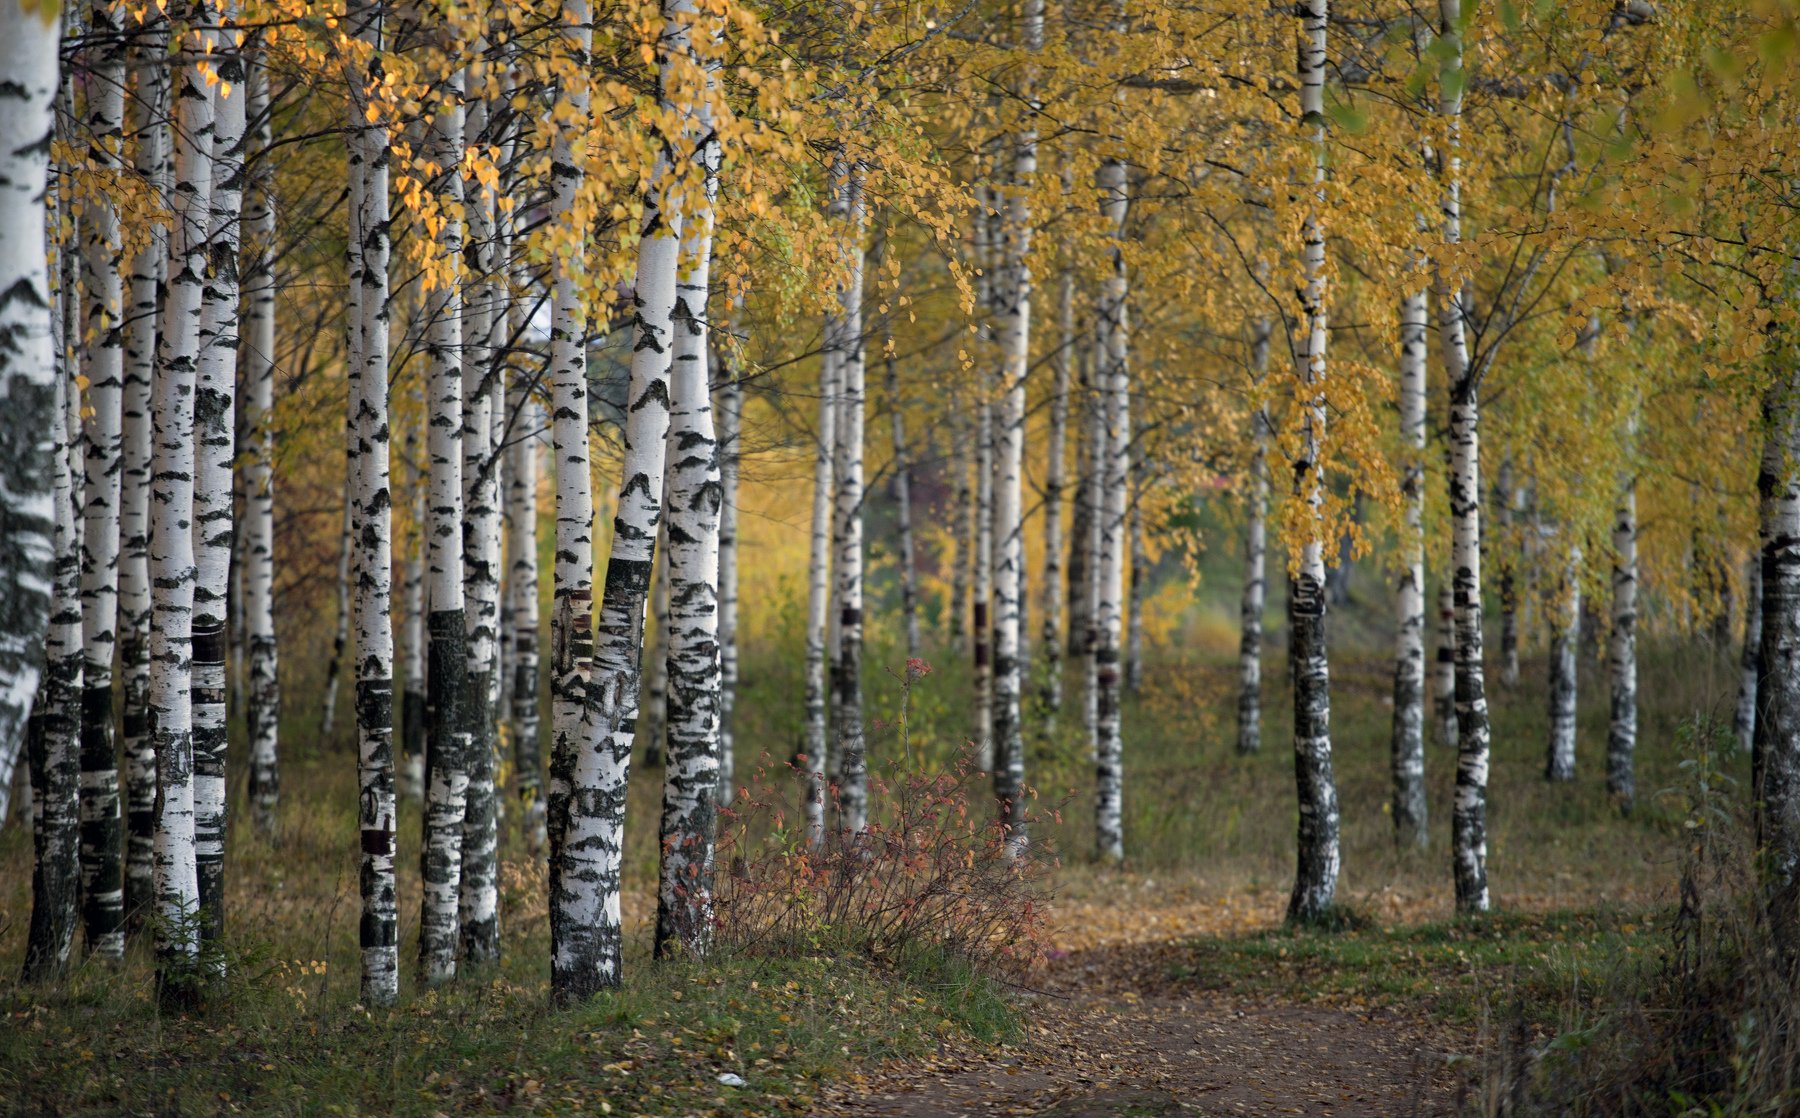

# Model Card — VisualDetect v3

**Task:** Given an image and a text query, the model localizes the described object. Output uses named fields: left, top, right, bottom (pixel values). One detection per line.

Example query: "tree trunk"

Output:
left=829, top=171, right=869, bottom=831
left=1433, top=580, right=1456, bottom=747
left=1754, top=350, right=1800, bottom=951
left=1737, top=555, right=1761, bottom=754
left=322, top=503, right=350, bottom=738
left=1286, top=0, right=1339, bottom=923
left=1093, top=153, right=1130, bottom=864
left=654, top=117, right=721, bottom=956
left=401, top=403, right=427, bottom=803
left=1546, top=543, right=1580, bottom=782
left=1496, top=458, right=1519, bottom=689
left=191, top=11, right=247, bottom=953
left=459, top=54, right=503, bottom=963
left=1125, top=465, right=1146, bottom=695
left=643, top=535, right=668, bottom=766
left=1607, top=442, right=1639, bottom=813
left=420, top=65, right=469, bottom=987
left=77, top=0, right=128, bottom=960
left=973, top=201, right=996, bottom=774
left=802, top=316, right=838, bottom=846
left=715, top=324, right=741, bottom=806
left=1390, top=283, right=1428, bottom=847
left=346, top=0, right=398, bottom=1006
left=1039, top=269, right=1072, bottom=723
left=26, top=280, right=82, bottom=982
left=1235, top=324, right=1270, bottom=757
left=1067, top=341, right=1093, bottom=661
left=885, top=312, right=920, bottom=661
left=1439, top=0, right=1489, bottom=915
left=1083, top=323, right=1105, bottom=760
left=950, top=384, right=972, bottom=651
left=118, top=10, right=168, bottom=924
left=505, top=314, right=543, bottom=842
left=150, top=17, right=213, bottom=997
left=243, top=58, right=279, bottom=836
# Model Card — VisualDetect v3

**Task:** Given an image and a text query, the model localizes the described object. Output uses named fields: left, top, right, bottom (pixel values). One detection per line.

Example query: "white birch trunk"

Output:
left=191, top=10, right=247, bottom=951
left=505, top=319, right=543, bottom=839
left=243, top=59, right=279, bottom=835
left=118, top=12, right=169, bottom=922
left=1737, top=555, right=1761, bottom=754
left=321, top=503, right=350, bottom=738
left=1433, top=579, right=1456, bottom=747
left=1287, top=0, right=1339, bottom=922
left=346, top=0, right=398, bottom=1006
left=802, top=329, right=838, bottom=846
left=1082, top=325, right=1104, bottom=760
left=150, top=17, right=214, bottom=994
left=1438, top=0, right=1490, bottom=915
left=1546, top=543, right=1580, bottom=782
left=1607, top=408, right=1639, bottom=812
left=973, top=197, right=995, bottom=773
left=1093, top=156, right=1130, bottom=864
left=77, top=0, right=128, bottom=959
left=1753, top=328, right=1800, bottom=945
left=401, top=404, right=427, bottom=803
left=829, top=170, right=868, bottom=832
left=458, top=52, right=502, bottom=964
left=1236, top=320, right=1270, bottom=756
left=655, top=108, right=721, bottom=955
left=1039, top=269, right=1071, bottom=722
left=715, top=327, right=741, bottom=806
left=643, top=539, right=668, bottom=766
left=420, top=66, right=469, bottom=987
left=1390, top=284, right=1428, bottom=846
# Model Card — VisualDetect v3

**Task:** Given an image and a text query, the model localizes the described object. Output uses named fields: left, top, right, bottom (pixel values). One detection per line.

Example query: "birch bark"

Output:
left=715, top=328, right=741, bottom=805
left=243, top=59, right=279, bottom=834
left=1236, top=320, right=1270, bottom=755
left=1737, top=556, right=1761, bottom=753
left=828, top=170, right=868, bottom=830
left=1039, top=269, right=1072, bottom=721
left=1390, top=281, right=1428, bottom=847
left=1093, top=153, right=1130, bottom=864
left=1546, top=543, right=1581, bottom=782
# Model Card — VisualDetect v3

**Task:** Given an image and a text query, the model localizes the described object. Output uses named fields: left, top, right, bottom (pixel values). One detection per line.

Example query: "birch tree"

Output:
left=421, top=60, right=470, bottom=986
left=1737, top=555, right=1760, bottom=753
left=1286, top=0, right=1338, bottom=923
left=1236, top=319, right=1270, bottom=756
left=243, top=58, right=279, bottom=834
left=1437, top=0, right=1490, bottom=915
left=76, top=0, right=127, bottom=960
left=118, top=9, right=168, bottom=922
left=346, top=0, right=398, bottom=1006
left=191, top=12, right=249, bottom=949
left=715, top=330, right=741, bottom=805
left=505, top=330, right=543, bottom=839
left=1390, top=274, right=1428, bottom=847
left=0, top=0, right=59, bottom=841
left=1607, top=403, right=1639, bottom=812
left=1093, top=153, right=1130, bottom=865
left=150, top=10, right=216, bottom=994
left=802, top=313, right=837, bottom=846
left=828, top=170, right=868, bottom=831
left=884, top=313, right=920, bottom=661
left=1433, top=581, right=1456, bottom=747
left=1546, top=542, right=1580, bottom=782
left=1039, top=270, right=1072, bottom=721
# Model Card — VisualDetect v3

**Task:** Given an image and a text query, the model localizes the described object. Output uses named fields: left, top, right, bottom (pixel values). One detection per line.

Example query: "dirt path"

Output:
left=815, top=891, right=1464, bottom=1117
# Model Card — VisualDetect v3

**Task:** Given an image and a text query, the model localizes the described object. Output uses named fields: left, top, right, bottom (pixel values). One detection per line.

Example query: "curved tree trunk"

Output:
left=1546, top=543, right=1581, bottom=782
left=1390, top=283, right=1428, bottom=847
left=77, top=0, right=128, bottom=960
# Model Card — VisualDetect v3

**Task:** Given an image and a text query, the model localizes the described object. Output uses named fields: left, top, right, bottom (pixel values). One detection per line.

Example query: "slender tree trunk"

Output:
left=401, top=401, right=427, bottom=802
left=77, top=0, right=127, bottom=960
left=802, top=324, right=838, bottom=846
left=1067, top=341, right=1093, bottom=662
left=885, top=313, right=920, bottom=661
left=1039, top=269, right=1072, bottom=723
left=150, top=15, right=214, bottom=996
left=1496, top=459, right=1520, bottom=689
left=553, top=0, right=696, bottom=999
left=1546, top=543, right=1581, bottom=782
left=118, top=11, right=168, bottom=923
left=243, top=58, right=279, bottom=835
left=1607, top=429, right=1639, bottom=812
left=1434, top=580, right=1457, bottom=747
left=654, top=114, right=721, bottom=956
left=1391, top=283, right=1428, bottom=847
left=1093, top=153, right=1130, bottom=864
left=643, top=537, right=668, bottom=766
left=26, top=267, right=82, bottom=981
left=1754, top=341, right=1800, bottom=951
left=950, top=387, right=972, bottom=650
left=1235, top=326, right=1270, bottom=757
left=1125, top=469, right=1146, bottom=695
left=1439, top=0, right=1489, bottom=915
left=715, top=323, right=741, bottom=805
left=420, top=64, right=470, bottom=987
left=973, top=211, right=996, bottom=772
left=545, top=0, right=603, bottom=1002
left=322, top=502, right=351, bottom=738
left=505, top=314, right=543, bottom=840
left=1082, top=323, right=1105, bottom=760
left=828, top=173, right=868, bottom=830
left=1286, top=0, right=1339, bottom=923
left=191, top=11, right=247, bottom=952
left=458, top=54, right=503, bottom=963
left=346, top=0, right=398, bottom=1006
left=1737, top=556, right=1761, bottom=754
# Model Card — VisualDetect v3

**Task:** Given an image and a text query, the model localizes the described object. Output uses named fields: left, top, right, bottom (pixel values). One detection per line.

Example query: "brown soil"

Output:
left=814, top=933, right=1464, bottom=1118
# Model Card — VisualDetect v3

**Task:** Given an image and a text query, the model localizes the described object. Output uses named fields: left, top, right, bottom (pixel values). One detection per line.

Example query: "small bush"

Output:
left=713, top=748, right=1054, bottom=980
